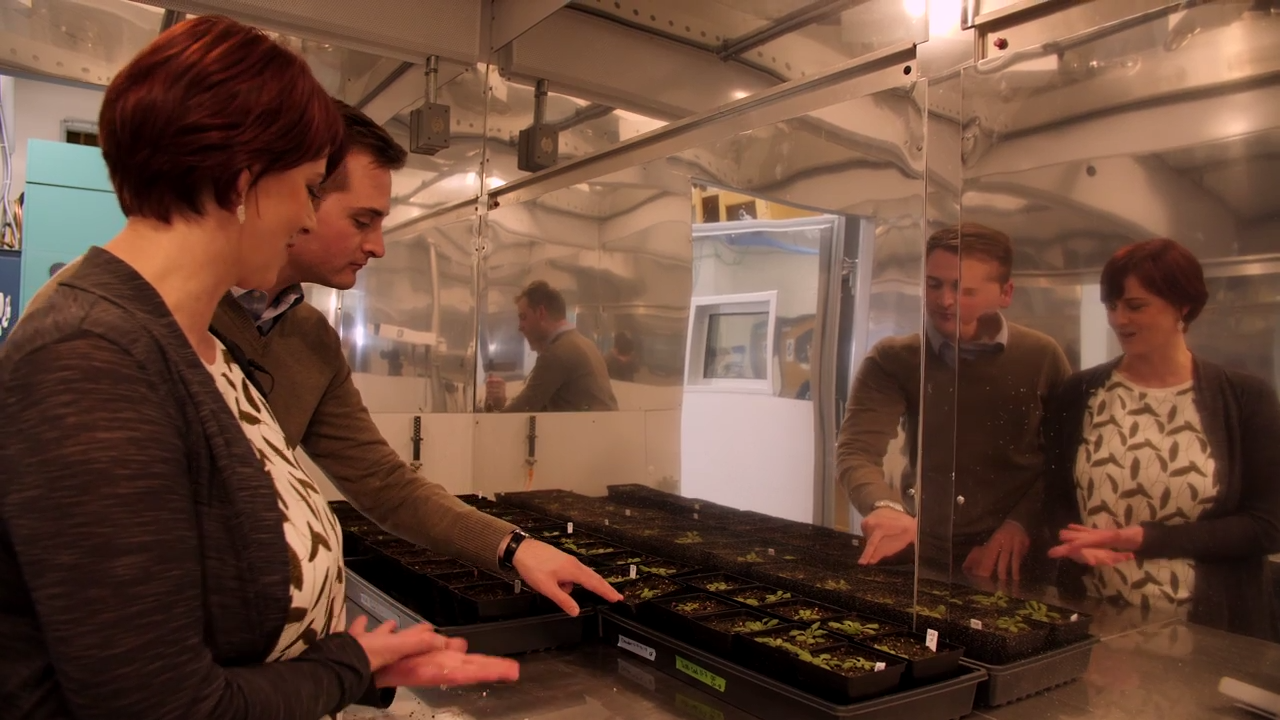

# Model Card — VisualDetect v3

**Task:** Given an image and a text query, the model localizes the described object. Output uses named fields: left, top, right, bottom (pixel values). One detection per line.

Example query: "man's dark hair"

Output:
left=325, top=99, right=408, bottom=191
left=517, top=280, right=567, bottom=320
left=926, top=222, right=1014, bottom=284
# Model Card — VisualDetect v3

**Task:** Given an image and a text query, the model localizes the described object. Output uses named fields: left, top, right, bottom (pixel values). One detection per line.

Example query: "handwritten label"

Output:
left=874, top=662, right=887, bottom=672
left=676, top=656, right=726, bottom=692
left=618, top=635, right=656, bottom=661
left=926, top=629, right=939, bottom=651
left=617, top=659, right=656, bottom=691
left=629, top=564, right=638, bottom=579
left=675, top=694, right=725, bottom=720
left=567, top=522, right=574, bottom=534
left=969, top=619, right=983, bottom=630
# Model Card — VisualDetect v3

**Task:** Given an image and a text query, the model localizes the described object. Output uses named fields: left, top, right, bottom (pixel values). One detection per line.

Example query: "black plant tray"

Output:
left=345, top=565, right=596, bottom=657
left=602, top=609, right=985, bottom=720
left=961, top=635, right=1099, bottom=707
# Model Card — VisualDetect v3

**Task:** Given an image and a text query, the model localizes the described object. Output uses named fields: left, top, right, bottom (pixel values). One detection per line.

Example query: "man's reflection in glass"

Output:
left=485, top=280, right=619, bottom=412
left=837, top=224, right=1070, bottom=581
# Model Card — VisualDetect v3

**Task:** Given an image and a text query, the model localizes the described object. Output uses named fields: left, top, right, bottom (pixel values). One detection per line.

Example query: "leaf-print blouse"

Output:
left=1074, top=372, right=1218, bottom=607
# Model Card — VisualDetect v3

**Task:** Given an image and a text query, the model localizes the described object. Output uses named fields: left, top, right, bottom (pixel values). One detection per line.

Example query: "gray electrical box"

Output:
left=517, top=125, right=558, bottom=172
left=409, top=103, right=451, bottom=156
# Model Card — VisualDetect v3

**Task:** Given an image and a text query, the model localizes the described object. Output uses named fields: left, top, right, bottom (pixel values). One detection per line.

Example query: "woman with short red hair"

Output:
left=1043, top=238, right=1280, bottom=641
left=0, top=15, right=515, bottom=720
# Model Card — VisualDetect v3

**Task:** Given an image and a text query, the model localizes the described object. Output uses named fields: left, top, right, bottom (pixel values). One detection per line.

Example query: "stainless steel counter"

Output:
left=346, top=587, right=1280, bottom=720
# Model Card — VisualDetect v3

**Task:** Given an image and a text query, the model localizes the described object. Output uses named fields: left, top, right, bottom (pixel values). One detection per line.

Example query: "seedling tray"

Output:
left=602, top=609, right=984, bottom=720
left=962, top=635, right=1099, bottom=707
left=345, top=565, right=596, bottom=657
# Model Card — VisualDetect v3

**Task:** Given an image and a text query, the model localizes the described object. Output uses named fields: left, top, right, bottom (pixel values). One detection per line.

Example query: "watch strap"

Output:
left=499, top=529, right=528, bottom=569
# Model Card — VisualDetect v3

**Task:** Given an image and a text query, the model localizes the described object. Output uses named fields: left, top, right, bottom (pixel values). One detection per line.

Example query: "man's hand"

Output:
left=511, top=538, right=623, bottom=615
left=858, top=508, right=917, bottom=565
left=962, top=521, right=1031, bottom=581
left=484, top=374, right=507, bottom=409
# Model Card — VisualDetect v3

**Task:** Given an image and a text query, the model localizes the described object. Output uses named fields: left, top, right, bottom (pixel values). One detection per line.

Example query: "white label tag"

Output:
left=567, top=522, right=574, bottom=534
left=625, top=509, right=632, bottom=517
left=478, top=492, right=485, bottom=500
left=874, top=662, right=886, bottom=672
left=1070, top=613, right=1079, bottom=622
left=618, top=635, right=657, bottom=661
left=629, top=564, right=638, bottom=579
left=969, top=619, right=983, bottom=630
left=767, top=548, right=775, bottom=556
left=617, top=659, right=656, bottom=691
left=926, top=629, right=939, bottom=651
left=693, top=513, right=699, bottom=520
left=514, top=580, right=522, bottom=593
left=605, top=519, right=610, bottom=526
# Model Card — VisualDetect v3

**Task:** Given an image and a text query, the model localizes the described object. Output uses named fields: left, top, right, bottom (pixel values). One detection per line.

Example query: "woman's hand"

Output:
left=348, top=616, right=520, bottom=688
left=347, top=616, right=450, bottom=672
left=1049, top=524, right=1143, bottom=566
left=374, top=646, right=520, bottom=688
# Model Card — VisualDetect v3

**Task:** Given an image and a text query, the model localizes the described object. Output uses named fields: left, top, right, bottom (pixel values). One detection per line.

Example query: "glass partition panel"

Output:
left=339, top=210, right=480, bottom=415
left=958, top=1, right=1280, bottom=643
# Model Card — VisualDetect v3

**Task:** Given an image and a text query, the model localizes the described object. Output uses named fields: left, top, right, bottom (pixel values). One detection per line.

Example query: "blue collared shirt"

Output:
left=231, top=285, right=305, bottom=335
left=925, top=313, right=1008, bottom=367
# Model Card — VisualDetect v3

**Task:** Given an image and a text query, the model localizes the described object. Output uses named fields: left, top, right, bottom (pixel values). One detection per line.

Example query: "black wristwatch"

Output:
left=499, top=529, right=529, bottom=570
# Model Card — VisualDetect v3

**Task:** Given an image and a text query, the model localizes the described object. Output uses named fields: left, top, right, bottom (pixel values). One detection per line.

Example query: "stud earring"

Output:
left=236, top=203, right=246, bottom=224
left=1178, top=319, right=1186, bottom=332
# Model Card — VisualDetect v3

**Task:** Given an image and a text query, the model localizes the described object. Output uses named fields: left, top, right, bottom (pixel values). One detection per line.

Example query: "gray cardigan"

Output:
left=1043, top=356, right=1280, bottom=641
left=0, top=248, right=382, bottom=719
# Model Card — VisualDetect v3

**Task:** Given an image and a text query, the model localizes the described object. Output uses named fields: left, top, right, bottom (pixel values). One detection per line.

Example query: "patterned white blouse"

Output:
left=1074, top=372, right=1218, bottom=608
left=204, top=340, right=347, bottom=715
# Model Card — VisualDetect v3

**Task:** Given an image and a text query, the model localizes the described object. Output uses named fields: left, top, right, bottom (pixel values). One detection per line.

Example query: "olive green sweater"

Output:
left=837, top=323, right=1070, bottom=542
left=211, top=297, right=515, bottom=569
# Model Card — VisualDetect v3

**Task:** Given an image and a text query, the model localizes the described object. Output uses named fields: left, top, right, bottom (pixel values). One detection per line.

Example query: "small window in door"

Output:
left=62, top=120, right=100, bottom=147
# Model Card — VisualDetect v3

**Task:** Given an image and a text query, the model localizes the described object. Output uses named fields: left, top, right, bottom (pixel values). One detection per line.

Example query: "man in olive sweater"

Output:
left=838, top=223, right=1070, bottom=580
left=484, top=280, right=619, bottom=413
left=33, top=102, right=619, bottom=614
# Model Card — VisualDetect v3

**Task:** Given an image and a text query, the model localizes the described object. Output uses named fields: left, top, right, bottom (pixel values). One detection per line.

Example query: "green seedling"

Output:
left=792, top=608, right=825, bottom=622
left=674, top=602, right=703, bottom=614
left=636, top=588, right=665, bottom=600
left=912, top=604, right=947, bottom=619
left=970, top=591, right=1011, bottom=609
left=995, top=616, right=1031, bottom=633
left=705, top=582, right=731, bottom=592
left=827, top=619, right=881, bottom=636
left=639, top=565, right=677, bottom=577
left=819, top=579, right=851, bottom=591
left=1017, top=601, right=1062, bottom=622
left=675, top=531, right=703, bottom=544
left=584, top=546, right=616, bottom=555
left=788, top=622, right=830, bottom=645
left=738, top=552, right=768, bottom=562
left=733, top=619, right=779, bottom=632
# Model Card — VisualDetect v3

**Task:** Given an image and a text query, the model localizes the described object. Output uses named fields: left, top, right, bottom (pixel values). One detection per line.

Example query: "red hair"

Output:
left=1101, top=238, right=1209, bottom=326
left=99, top=15, right=345, bottom=223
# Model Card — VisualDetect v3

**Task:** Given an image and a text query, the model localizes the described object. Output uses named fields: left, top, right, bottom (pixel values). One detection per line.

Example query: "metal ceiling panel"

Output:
left=129, top=0, right=486, bottom=63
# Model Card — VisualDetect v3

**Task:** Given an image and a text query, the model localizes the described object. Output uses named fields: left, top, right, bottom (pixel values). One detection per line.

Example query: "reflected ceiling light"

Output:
left=927, top=0, right=963, bottom=36
left=731, top=89, right=751, bottom=100
left=904, top=0, right=926, bottom=19
left=486, top=175, right=506, bottom=189
left=465, top=171, right=478, bottom=185
left=964, top=191, right=1030, bottom=211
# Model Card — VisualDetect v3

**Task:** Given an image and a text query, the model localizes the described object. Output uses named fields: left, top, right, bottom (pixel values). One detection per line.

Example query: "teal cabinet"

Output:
left=18, top=139, right=125, bottom=315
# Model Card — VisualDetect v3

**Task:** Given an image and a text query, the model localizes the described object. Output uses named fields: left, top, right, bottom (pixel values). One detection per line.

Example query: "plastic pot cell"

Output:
left=857, top=630, right=964, bottom=684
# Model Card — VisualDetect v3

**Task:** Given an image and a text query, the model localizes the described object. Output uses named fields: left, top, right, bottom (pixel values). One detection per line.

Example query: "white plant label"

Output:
left=567, top=522, right=574, bottom=534
left=926, top=629, right=939, bottom=651
left=969, top=619, right=983, bottom=630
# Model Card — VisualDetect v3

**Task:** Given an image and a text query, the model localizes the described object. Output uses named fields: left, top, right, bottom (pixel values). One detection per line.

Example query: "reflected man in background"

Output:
left=606, top=331, right=640, bottom=382
left=485, top=280, right=619, bottom=412
left=837, top=223, right=1070, bottom=581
